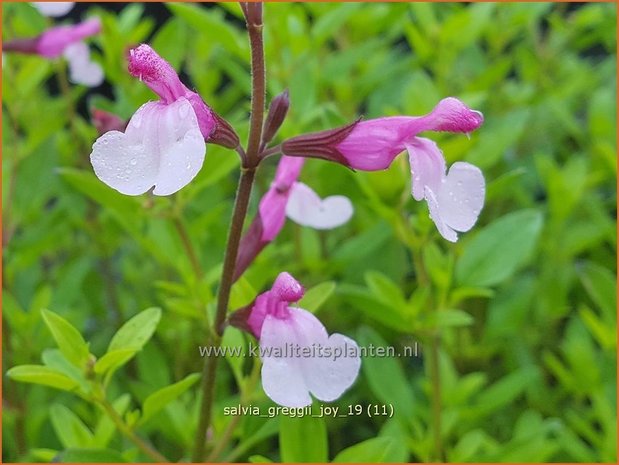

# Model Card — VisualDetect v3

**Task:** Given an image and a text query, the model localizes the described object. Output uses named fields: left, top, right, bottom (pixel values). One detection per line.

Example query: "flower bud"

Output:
left=91, top=109, right=126, bottom=135
left=261, top=89, right=290, bottom=147
left=209, top=113, right=240, bottom=149
left=281, top=120, right=359, bottom=167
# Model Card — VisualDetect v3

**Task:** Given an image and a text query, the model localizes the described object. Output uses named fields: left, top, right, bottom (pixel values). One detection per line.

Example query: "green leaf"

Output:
left=427, top=309, right=474, bottom=329
left=7, top=365, right=79, bottom=392
left=469, top=367, right=538, bottom=417
left=50, top=404, right=94, bottom=448
left=333, top=437, right=399, bottom=462
left=221, top=327, right=246, bottom=385
left=40, top=309, right=89, bottom=368
left=42, top=349, right=89, bottom=393
left=57, top=448, right=127, bottom=463
left=94, top=349, right=138, bottom=375
left=298, top=281, right=336, bottom=313
left=108, top=307, right=161, bottom=352
left=365, top=271, right=407, bottom=309
left=166, top=3, right=247, bottom=59
left=140, top=373, right=201, bottom=424
left=578, top=262, right=616, bottom=319
left=357, top=327, right=414, bottom=419
left=456, top=210, right=543, bottom=287
left=279, top=415, right=328, bottom=462
left=57, top=168, right=143, bottom=233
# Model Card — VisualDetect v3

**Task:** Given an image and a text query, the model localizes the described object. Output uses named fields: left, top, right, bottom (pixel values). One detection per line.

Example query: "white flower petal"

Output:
left=285, top=182, right=354, bottom=230
left=259, top=308, right=360, bottom=407
left=64, top=42, right=104, bottom=87
left=33, top=2, right=75, bottom=17
left=260, top=314, right=315, bottom=408
left=406, top=137, right=446, bottom=201
left=436, top=162, right=485, bottom=232
left=303, top=332, right=361, bottom=402
left=151, top=99, right=206, bottom=195
left=425, top=186, right=458, bottom=242
left=90, top=99, right=205, bottom=196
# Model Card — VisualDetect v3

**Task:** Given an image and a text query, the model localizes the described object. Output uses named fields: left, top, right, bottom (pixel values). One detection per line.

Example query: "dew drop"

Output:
left=130, top=159, right=137, bottom=166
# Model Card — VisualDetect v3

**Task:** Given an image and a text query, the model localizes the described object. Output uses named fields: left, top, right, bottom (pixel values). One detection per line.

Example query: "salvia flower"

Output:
left=234, top=156, right=304, bottom=280
left=90, top=44, right=220, bottom=196
left=232, top=272, right=361, bottom=408
left=3, top=18, right=101, bottom=59
left=234, top=156, right=353, bottom=280
left=3, top=18, right=103, bottom=87
left=283, top=97, right=485, bottom=241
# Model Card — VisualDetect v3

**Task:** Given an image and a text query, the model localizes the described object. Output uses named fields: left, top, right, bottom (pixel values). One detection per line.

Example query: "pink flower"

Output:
left=37, top=18, right=101, bottom=59
left=235, top=272, right=361, bottom=407
left=282, top=97, right=485, bottom=241
left=90, top=44, right=219, bottom=196
left=3, top=18, right=103, bottom=87
left=127, top=44, right=217, bottom=140
left=234, top=156, right=304, bottom=280
left=234, top=156, right=354, bottom=280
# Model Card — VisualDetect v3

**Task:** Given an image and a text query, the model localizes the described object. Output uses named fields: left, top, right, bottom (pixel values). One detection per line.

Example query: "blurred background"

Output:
left=2, top=2, right=617, bottom=463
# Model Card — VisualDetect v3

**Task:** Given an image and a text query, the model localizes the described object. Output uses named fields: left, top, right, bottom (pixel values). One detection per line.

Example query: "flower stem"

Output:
left=98, top=399, right=168, bottom=462
left=245, top=5, right=266, bottom=165
left=172, top=215, right=203, bottom=279
left=192, top=168, right=256, bottom=462
left=192, top=5, right=265, bottom=461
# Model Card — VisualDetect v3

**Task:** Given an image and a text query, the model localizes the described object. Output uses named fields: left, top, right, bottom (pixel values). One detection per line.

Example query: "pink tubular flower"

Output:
left=282, top=97, right=486, bottom=242
left=3, top=18, right=102, bottom=59
left=232, top=272, right=361, bottom=408
left=233, top=156, right=354, bottom=280
left=90, top=44, right=218, bottom=196
left=3, top=18, right=103, bottom=87
left=127, top=44, right=217, bottom=140
left=234, top=156, right=304, bottom=280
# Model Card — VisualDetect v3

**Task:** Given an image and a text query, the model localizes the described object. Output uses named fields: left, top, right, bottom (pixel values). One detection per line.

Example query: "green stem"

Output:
left=172, top=215, right=203, bottom=279
left=207, top=359, right=262, bottom=462
left=98, top=399, right=168, bottom=463
left=428, top=333, right=443, bottom=461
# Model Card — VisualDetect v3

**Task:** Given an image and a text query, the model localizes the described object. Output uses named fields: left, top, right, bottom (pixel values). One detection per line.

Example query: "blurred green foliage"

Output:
left=2, top=2, right=616, bottom=463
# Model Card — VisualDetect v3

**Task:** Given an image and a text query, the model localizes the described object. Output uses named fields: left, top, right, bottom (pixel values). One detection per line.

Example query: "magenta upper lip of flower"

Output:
left=37, top=17, right=102, bottom=58
left=127, top=44, right=217, bottom=140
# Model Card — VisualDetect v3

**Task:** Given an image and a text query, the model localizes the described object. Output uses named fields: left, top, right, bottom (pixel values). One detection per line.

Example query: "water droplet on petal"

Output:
left=130, top=159, right=137, bottom=166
